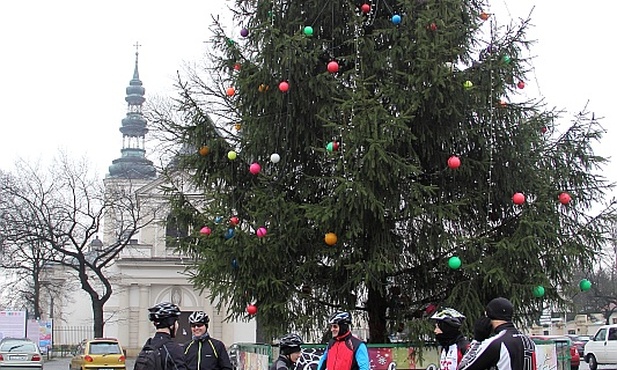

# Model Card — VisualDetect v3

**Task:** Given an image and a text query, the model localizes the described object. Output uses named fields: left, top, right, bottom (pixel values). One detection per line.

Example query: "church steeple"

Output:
left=108, top=43, right=156, bottom=179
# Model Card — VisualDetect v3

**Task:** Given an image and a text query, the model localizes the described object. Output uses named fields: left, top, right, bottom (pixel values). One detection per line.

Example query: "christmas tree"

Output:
left=158, top=0, right=616, bottom=342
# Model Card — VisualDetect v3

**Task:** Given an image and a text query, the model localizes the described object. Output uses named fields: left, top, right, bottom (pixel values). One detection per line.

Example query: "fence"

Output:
left=54, top=325, right=93, bottom=346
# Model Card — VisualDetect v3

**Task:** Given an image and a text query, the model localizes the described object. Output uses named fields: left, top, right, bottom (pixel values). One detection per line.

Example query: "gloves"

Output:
left=473, top=316, right=493, bottom=341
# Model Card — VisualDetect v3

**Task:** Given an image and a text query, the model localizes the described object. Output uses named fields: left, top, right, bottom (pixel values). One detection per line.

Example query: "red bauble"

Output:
left=361, top=3, right=370, bottom=13
left=327, top=61, right=339, bottom=73
left=230, top=216, right=240, bottom=226
left=559, top=192, right=571, bottom=205
left=428, top=23, right=437, bottom=31
left=226, top=87, right=236, bottom=97
left=512, top=192, right=526, bottom=205
left=233, top=63, right=241, bottom=71
left=517, top=81, right=525, bottom=89
left=447, top=155, right=461, bottom=169
left=278, top=81, right=289, bottom=92
left=332, top=141, right=340, bottom=151
left=541, top=127, right=548, bottom=134
left=247, top=305, right=258, bottom=315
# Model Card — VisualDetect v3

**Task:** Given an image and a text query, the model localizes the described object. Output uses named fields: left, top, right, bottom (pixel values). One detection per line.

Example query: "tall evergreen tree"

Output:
left=154, top=0, right=616, bottom=342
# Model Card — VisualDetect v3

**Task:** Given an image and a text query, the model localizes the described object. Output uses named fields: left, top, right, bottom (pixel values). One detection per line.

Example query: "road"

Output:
left=43, top=356, right=135, bottom=370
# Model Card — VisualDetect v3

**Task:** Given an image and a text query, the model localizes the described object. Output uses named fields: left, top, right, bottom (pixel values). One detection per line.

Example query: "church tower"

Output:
left=108, top=44, right=156, bottom=179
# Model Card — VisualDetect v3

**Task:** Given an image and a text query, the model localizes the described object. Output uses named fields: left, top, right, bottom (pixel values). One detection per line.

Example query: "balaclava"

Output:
left=336, top=322, right=350, bottom=339
left=436, top=321, right=460, bottom=347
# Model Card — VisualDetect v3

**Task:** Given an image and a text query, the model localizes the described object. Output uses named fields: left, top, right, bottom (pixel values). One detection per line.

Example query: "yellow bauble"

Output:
left=228, top=151, right=237, bottom=160
left=324, top=232, right=337, bottom=246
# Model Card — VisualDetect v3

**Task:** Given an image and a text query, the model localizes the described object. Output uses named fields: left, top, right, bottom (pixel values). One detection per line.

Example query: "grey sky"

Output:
left=0, top=1, right=614, bottom=199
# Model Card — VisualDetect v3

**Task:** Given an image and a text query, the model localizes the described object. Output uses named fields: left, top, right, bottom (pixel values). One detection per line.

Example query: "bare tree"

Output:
left=0, top=153, right=157, bottom=337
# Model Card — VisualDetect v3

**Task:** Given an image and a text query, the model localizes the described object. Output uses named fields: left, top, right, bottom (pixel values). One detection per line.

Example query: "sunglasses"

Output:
left=190, top=323, right=205, bottom=328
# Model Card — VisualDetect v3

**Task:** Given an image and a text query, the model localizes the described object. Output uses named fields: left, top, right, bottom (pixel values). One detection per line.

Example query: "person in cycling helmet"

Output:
left=430, top=307, right=470, bottom=370
left=318, top=311, right=369, bottom=370
left=139, top=301, right=186, bottom=370
left=270, top=333, right=303, bottom=370
left=184, top=310, right=232, bottom=370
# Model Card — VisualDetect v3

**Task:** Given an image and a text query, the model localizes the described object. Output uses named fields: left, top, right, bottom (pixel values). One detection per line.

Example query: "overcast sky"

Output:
left=0, top=1, right=614, bottom=198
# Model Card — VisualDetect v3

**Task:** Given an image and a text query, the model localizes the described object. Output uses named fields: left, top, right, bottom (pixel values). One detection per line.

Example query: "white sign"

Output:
left=0, top=310, right=26, bottom=339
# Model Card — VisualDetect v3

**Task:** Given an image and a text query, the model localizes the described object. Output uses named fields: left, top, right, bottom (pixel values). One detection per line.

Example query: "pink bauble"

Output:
left=361, top=3, right=370, bottom=13
left=279, top=81, right=289, bottom=92
left=256, top=227, right=267, bottom=238
left=230, top=216, right=240, bottom=226
left=247, top=305, right=258, bottom=315
left=199, top=226, right=211, bottom=236
left=249, top=162, right=261, bottom=175
left=447, top=155, right=461, bottom=169
left=327, top=61, right=339, bottom=73
left=512, top=192, right=525, bottom=205
left=559, top=192, right=571, bottom=205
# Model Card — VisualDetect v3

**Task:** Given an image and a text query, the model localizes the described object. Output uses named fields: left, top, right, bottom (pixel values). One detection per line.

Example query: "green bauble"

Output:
left=303, top=26, right=314, bottom=36
left=502, top=55, right=512, bottom=64
left=579, top=279, right=592, bottom=291
left=533, top=285, right=545, bottom=298
left=448, top=256, right=462, bottom=270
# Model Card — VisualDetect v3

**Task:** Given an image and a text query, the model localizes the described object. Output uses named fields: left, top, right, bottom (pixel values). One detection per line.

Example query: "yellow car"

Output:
left=70, top=338, right=126, bottom=370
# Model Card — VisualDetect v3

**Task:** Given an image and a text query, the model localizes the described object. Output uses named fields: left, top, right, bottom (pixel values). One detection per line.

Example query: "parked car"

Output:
left=69, top=338, right=126, bottom=370
left=584, top=324, right=617, bottom=370
left=0, top=338, right=43, bottom=370
left=530, top=335, right=580, bottom=370
left=566, top=334, right=590, bottom=357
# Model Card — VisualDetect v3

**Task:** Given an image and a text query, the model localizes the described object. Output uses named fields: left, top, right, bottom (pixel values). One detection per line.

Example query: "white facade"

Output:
left=58, top=175, right=256, bottom=356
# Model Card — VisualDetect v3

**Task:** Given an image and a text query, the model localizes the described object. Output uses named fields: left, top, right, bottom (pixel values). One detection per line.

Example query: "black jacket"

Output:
left=151, top=332, right=188, bottom=370
left=184, top=335, right=233, bottom=370
left=457, top=323, right=536, bottom=370
left=270, top=355, right=294, bottom=370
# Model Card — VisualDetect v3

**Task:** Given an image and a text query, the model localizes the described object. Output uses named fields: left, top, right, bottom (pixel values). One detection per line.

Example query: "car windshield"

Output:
left=89, top=343, right=121, bottom=355
left=0, top=342, right=37, bottom=352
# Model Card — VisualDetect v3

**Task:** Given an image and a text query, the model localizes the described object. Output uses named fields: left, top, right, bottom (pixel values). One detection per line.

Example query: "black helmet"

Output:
left=328, top=311, right=352, bottom=325
left=189, top=311, right=210, bottom=325
left=279, top=333, right=303, bottom=355
left=148, top=302, right=181, bottom=322
left=430, top=307, right=465, bottom=328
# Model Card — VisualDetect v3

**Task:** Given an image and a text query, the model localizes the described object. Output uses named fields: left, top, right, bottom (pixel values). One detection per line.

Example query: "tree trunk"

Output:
left=366, top=286, right=388, bottom=343
left=93, top=300, right=105, bottom=338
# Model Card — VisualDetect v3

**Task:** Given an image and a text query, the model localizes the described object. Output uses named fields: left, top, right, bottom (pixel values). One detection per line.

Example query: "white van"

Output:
left=584, top=324, right=617, bottom=370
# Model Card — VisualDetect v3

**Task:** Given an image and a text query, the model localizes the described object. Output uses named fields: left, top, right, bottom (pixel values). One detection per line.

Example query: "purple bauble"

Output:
left=240, top=28, right=249, bottom=37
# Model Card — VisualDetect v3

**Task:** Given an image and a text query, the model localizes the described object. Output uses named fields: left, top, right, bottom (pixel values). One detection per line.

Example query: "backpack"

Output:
left=134, top=338, right=169, bottom=370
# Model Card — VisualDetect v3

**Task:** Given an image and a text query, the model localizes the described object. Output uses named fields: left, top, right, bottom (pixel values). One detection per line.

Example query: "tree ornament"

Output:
left=447, top=155, right=461, bottom=169
left=327, top=61, right=339, bottom=73
left=256, top=227, right=267, bottom=238
left=199, top=226, right=212, bottom=236
left=533, top=285, right=545, bottom=298
left=558, top=192, right=571, bottom=205
left=326, top=141, right=340, bottom=152
left=230, top=216, right=240, bottom=226
left=226, top=87, right=236, bottom=97
left=480, top=12, right=490, bottom=20
left=579, top=279, right=592, bottom=291
left=270, top=153, right=281, bottom=163
left=391, top=14, right=402, bottom=25
left=428, top=22, right=437, bottom=31
left=249, top=162, right=261, bottom=175
left=258, top=83, right=269, bottom=92
left=512, top=192, right=525, bottom=205
left=226, top=38, right=235, bottom=46
left=360, top=3, right=370, bottom=13
left=463, top=80, right=473, bottom=90
left=247, top=305, right=258, bottom=315
left=231, top=259, right=239, bottom=269
left=198, top=146, right=210, bottom=156
left=324, top=232, right=337, bottom=246
left=517, top=81, right=526, bottom=89
left=279, top=81, right=289, bottom=92
left=303, top=26, right=314, bottom=36
left=234, top=123, right=242, bottom=131
left=502, top=55, right=512, bottom=64
left=224, top=228, right=235, bottom=240
left=228, top=151, right=237, bottom=160
left=541, top=127, right=548, bottom=134
left=233, top=63, right=241, bottom=71
left=240, top=28, right=249, bottom=37
left=448, top=256, right=462, bottom=270
left=214, top=216, right=223, bottom=223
